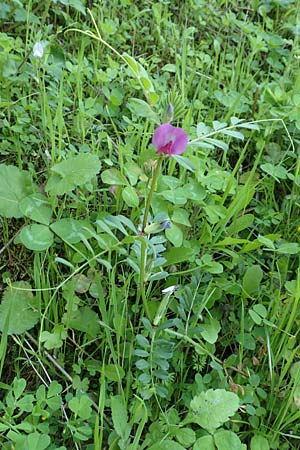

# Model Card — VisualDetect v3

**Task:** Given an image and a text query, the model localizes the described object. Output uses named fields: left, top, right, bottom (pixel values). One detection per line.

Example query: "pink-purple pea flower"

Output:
left=152, top=123, right=188, bottom=156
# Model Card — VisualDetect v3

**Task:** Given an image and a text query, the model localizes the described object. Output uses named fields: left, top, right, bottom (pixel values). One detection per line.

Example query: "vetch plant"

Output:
left=141, top=123, right=188, bottom=234
left=139, top=122, right=188, bottom=319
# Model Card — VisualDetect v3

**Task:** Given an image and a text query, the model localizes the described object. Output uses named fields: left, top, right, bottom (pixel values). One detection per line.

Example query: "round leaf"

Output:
left=19, top=193, right=52, bottom=225
left=214, top=430, right=243, bottom=450
left=19, top=224, right=54, bottom=251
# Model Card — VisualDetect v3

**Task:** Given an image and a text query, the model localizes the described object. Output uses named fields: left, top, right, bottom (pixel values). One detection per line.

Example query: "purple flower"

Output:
left=152, top=123, right=188, bottom=156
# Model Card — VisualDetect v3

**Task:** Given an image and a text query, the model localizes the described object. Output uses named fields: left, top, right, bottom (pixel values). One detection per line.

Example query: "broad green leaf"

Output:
left=19, top=224, right=53, bottom=251
left=0, top=164, right=36, bottom=218
left=165, top=223, right=183, bottom=247
left=201, top=318, right=221, bottom=344
left=172, top=208, right=191, bottom=227
left=160, top=188, right=188, bottom=205
left=111, top=395, right=131, bottom=441
left=185, top=181, right=206, bottom=202
left=105, top=364, right=125, bottom=381
left=164, top=246, right=194, bottom=266
left=124, top=161, right=143, bottom=185
left=276, top=242, right=300, bottom=254
left=50, top=219, right=94, bottom=244
left=0, top=282, right=39, bottom=335
left=19, top=193, right=52, bottom=225
left=250, top=435, right=270, bottom=450
left=174, top=427, right=196, bottom=447
left=101, top=168, right=128, bottom=185
left=62, top=306, right=100, bottom=338
left=227, top=214, right=254, bottom=235
left=193, top=435, right=215, bottom=450
left=197, top=254, right=223, bottom=274
left=214, top=429, right=243, bottom=450
left=243, top=265, right=263, bottom=296
left=122, top=185, right=139, bottom=207
left=45, top=154, right=101, bottom=195
left=257, top=235, right=276, bottom=250
left=127, top=98, right=159, bottom=123
left=186, top=389, right=239, bottom=434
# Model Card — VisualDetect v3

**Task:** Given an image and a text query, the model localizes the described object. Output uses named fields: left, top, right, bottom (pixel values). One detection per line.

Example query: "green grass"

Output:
left=1, top=0, right=300, bottom=449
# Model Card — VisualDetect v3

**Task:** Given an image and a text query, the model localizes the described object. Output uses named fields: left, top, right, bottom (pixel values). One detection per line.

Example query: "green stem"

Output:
left=139, top=237, right=151, bottom=319
left=142, top=154, right=163, bottom=234
left=139, top=154, right=164, bottom=320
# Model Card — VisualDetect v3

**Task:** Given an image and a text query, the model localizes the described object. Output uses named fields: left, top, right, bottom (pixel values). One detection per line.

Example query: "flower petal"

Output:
left=170, top=127, right=188, bottom=154
left=152, top=123, right=174, bottom=150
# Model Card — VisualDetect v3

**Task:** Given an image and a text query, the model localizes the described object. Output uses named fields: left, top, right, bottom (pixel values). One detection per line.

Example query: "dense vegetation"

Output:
left=1, top=0, right=300, bottom=449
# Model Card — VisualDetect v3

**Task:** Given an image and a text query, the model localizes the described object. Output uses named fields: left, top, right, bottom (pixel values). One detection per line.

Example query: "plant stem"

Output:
left=141, top=154, right=163, bottom=234
left=139, top=237, right=151, bottom=319
left=139, top=154, right=164, bottom=320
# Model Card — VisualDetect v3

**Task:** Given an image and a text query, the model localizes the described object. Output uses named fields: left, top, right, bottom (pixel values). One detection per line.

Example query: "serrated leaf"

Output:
left=45, top=154, right=101, bottom=195
left=187, top=389, right=239, bottom=433
left=0, top=164, right=36, bottom=218
left=19, top=193, right=53, bottom=225
left=111, top=395, right=131, bottom=441
left=62, top=306, right=100, bottom=338
left=19, top=224, right=54, bottom=251
left=0, top=282, right=39, bottom=335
